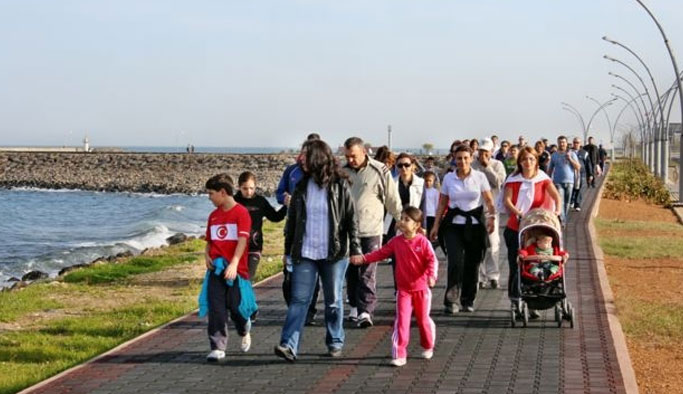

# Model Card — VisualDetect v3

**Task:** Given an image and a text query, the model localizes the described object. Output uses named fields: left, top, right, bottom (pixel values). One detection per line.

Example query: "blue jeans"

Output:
left=554, top=182, right=573, bottom=222
left=280, top=257, right=349, bottom=356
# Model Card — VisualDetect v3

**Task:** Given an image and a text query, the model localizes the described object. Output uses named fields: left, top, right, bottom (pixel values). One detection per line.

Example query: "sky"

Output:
left=1, top=0, right=682, bottom=150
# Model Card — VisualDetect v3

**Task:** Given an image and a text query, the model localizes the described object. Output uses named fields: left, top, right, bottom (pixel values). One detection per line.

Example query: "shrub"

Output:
left=603, top=159, right=671, bottom=207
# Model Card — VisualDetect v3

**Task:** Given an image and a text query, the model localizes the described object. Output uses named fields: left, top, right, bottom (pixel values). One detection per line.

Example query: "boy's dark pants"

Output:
left=208, top=273, right=250, bottom=351
left=346, top=236, right=382, bottom=316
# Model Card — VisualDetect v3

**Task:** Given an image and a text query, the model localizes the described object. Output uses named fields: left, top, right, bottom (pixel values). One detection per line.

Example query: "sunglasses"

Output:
left=396, top=162, right=412, bottom=169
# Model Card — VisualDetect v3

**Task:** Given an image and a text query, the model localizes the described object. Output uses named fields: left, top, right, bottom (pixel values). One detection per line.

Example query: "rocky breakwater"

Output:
left=0, top=152, right=296, bottom=195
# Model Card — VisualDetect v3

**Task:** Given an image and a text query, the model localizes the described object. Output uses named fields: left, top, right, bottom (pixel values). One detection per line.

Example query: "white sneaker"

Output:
left=390, top=357, right=407, bottom=367
left=357, top=312, right=373, bottom=328
left=421, top=349, right=434, bottom=359
left=348, top=307, right=358, bottom=321
left=240, top=333, right=251, bottom=353
left=206, top=350, right=225, bottom=361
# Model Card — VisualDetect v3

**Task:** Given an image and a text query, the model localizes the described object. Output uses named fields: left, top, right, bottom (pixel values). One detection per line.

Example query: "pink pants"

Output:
left=392, top=288, right=436, bottom=359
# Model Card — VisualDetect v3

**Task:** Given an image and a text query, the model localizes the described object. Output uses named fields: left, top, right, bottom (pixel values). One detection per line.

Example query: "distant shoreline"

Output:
left=0, top=151, right=297, bottom=196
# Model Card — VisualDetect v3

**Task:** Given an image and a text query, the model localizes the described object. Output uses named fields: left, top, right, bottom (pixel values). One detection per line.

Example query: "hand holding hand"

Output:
left=350, top=255, right=364, bottom=265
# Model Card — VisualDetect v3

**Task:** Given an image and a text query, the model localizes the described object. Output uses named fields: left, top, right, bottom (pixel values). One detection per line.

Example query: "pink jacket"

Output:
left=363, top=234, right=438, bottom=291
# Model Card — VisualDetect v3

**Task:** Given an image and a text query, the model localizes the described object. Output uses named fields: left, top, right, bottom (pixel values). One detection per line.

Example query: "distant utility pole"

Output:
left=387, top=125, right=392, bottom=150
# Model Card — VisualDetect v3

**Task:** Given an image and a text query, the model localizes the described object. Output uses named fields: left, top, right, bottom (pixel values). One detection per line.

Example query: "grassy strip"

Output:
left=0, top=298, right=196, bottom=394
left=595, top=217, right=683, bottom=233
left=615, top=297, right=683, bottom=344
left=598, top=237, right=683, bottom=259
left=0, top=220, right=285, bottom=394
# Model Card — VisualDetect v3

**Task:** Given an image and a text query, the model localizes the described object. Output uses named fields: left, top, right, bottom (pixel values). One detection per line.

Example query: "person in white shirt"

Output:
left=421, top=171, right=440, bottom=247
left=429, top=145, right=496, bottom=314
left=471, top=138, right=506, bottom=290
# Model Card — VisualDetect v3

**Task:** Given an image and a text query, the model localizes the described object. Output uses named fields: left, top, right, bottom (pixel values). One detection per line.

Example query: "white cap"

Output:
left=479, top=138, right=494, bottom=152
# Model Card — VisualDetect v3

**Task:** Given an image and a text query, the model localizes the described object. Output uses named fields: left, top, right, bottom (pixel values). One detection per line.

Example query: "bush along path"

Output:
left=15, top=170, right=635, bottom=394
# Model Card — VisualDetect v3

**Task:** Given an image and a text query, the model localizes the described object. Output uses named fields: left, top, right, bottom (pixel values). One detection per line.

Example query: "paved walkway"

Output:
left=23, top=175, right=629, bottom=394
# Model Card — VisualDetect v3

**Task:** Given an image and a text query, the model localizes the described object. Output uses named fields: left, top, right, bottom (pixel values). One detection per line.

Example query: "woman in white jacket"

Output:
left=384, top=153, right=425, bottom=236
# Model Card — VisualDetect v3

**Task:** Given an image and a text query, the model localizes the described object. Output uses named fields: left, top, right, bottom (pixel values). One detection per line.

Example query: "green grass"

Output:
left=0, top=285, right=64, bottom=323
left=595, top=218, right=683, bottom=233
left=616, top=297, right=683, bottom=344
left=0, top=224, right=285, bottom=394
left=0, top=299, right=195, bottom=394
left=63, top=239, right=205, bottom=284
left=598, top=236, right=683, bottom=260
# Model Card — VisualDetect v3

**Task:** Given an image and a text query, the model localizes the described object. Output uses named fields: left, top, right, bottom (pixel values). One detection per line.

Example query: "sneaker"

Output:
left=274, top=344, right=296, bottom=363
left=421, top=349, right=434, bottom=359
left=328, top=347, right=342, bottom=358
left=444, top=304, right=459, bottom=315
left=347, top=307, right=358, bottom=322
left=490, top=279, right=499, bottom=289
left=478, top=281, right=487, bottom=289
left=575, top=207, right=581, bottom=212
left=305, top=314, right=318, bottom=326
left=240, top=333, right=251, bottom=352
left=357, top=312, right=373, bottom=328
left=206, top=350, right=225, bottom=362
left=463, top=305, right=475, bottom=313
left=390, top=357, right=407, bottom=367
left=529, top=309, right=541, bottom=320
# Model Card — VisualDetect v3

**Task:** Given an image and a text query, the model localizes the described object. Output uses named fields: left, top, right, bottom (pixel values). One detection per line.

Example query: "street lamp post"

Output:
left=585, top=98, right=616, bottom=145
left=609, top=72, right=657, bottom=172
left=604, top=37, right=668, bottom=180
left=612, top=85, right=651, bottom=164
left=605, top=56, right=662, bottom=177
left=612, top=93, right=648, bottom=159
left=586, top=95, right=615, bottom=160
left=612, top=93, right=647, bottom=159
left=561, top=102, right=587, bottom=137
left=634, top=0, right=683, bottom=200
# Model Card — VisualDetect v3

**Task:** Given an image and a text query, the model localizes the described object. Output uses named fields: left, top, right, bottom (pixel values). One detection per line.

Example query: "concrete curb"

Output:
left=588, top=169, right=640, bottom=394
left=18, top=270, right=284, bottom=394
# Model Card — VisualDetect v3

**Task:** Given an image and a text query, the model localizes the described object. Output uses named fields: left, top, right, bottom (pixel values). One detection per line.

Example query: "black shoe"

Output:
left=327, top=347, right=342, bottom=358
left=305, top=314, right=318, bottom=326
left=274, top=344, right=296, bottom=362
left=444, top=304, right=459, bottom=315
left=490, top=279, right=499, bottom=289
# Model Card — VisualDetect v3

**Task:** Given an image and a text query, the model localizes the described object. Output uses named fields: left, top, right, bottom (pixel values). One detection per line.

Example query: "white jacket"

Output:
left=384, top=174, right=424, bottom=233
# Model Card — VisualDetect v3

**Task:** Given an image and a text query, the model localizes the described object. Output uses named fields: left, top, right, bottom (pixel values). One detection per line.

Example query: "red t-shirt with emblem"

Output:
left=206, top=203, right=252, bottom=279
left=504, top=179, right=553, bottom=232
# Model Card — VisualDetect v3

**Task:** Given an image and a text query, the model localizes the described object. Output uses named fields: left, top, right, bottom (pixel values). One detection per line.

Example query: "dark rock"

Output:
left=7, top=277, right=20, bottom=282
left=58, top=263, right=89, bottom=276
left=115, top=251, right=134, bottom=259
left=166, top=233, right=187, bottom=245
left=21, top=270, right=48, bottom=281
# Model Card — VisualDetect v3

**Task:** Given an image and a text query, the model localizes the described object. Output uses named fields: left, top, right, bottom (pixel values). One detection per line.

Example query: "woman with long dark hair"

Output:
left=275, top=139, right=362, bottom=362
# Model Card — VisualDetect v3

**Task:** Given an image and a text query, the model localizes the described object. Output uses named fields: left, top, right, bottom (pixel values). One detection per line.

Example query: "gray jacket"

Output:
left=343, top=156, right=402, bottom=237
left=472, top=158, right=506, bottom=197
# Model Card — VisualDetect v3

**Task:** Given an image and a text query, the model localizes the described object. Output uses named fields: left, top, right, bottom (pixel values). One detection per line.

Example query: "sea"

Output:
left=0, top=187, right=281, bottom=287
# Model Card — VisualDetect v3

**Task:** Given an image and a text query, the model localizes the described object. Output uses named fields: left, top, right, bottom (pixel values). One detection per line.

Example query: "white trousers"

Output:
left=479, top=215, right=500, bottom=282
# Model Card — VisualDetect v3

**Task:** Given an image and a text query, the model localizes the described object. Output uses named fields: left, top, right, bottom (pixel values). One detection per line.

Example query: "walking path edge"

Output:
left=588, top=169, right=639, bottom=394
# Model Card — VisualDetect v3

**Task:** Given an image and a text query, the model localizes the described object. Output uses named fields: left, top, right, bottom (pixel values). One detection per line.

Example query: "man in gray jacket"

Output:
left=471, top=138, right=506, bottom=289
left=342, top=137, right=402, bottom=328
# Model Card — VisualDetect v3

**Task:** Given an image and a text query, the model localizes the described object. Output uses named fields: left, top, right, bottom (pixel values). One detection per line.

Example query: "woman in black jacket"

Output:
left=274, top=139, right=362, bottom=362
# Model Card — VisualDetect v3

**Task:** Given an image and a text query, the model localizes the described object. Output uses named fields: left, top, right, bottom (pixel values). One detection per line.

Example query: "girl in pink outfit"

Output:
left=350, top=206, right=438, bottom=367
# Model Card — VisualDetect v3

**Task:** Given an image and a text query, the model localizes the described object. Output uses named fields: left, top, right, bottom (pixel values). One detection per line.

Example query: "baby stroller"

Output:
left=510, top=208, right=575, bottom=328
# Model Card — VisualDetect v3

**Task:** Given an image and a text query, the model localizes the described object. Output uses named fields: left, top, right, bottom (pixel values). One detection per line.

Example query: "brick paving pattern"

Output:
left=24, top=175, right=627, bottom=394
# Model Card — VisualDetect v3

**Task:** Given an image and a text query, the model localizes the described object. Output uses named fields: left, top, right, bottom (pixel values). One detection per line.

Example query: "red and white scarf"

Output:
left=497, top=171, right=552, bottom=215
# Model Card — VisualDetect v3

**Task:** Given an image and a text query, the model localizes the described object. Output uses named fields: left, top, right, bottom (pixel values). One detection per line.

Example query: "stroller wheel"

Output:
left=568, top=304, right=575, bottom=329
left=554, top=305, right=561, bottom=322
left=522, top=303, right=529, bottom=327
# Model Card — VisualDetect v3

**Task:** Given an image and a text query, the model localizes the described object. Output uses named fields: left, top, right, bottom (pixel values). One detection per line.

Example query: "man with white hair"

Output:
left=471, top=138, right=506, bottom=289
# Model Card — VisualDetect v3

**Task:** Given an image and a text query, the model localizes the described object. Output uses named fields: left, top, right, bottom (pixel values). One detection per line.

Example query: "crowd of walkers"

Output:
left=201, top=132, right=607, bottom=367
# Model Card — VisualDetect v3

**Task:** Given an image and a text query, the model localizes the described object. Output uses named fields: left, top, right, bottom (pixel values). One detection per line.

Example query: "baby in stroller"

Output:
left=519, top=228, right=568, bottom=282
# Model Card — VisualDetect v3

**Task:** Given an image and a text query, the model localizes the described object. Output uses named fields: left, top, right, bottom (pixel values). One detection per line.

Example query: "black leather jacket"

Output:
left=284, top=176, right=362, bottom=262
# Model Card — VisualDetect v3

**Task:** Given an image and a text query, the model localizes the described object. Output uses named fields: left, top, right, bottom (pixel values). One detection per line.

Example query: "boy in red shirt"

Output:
left=204, top=173, right=252, bottom=362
